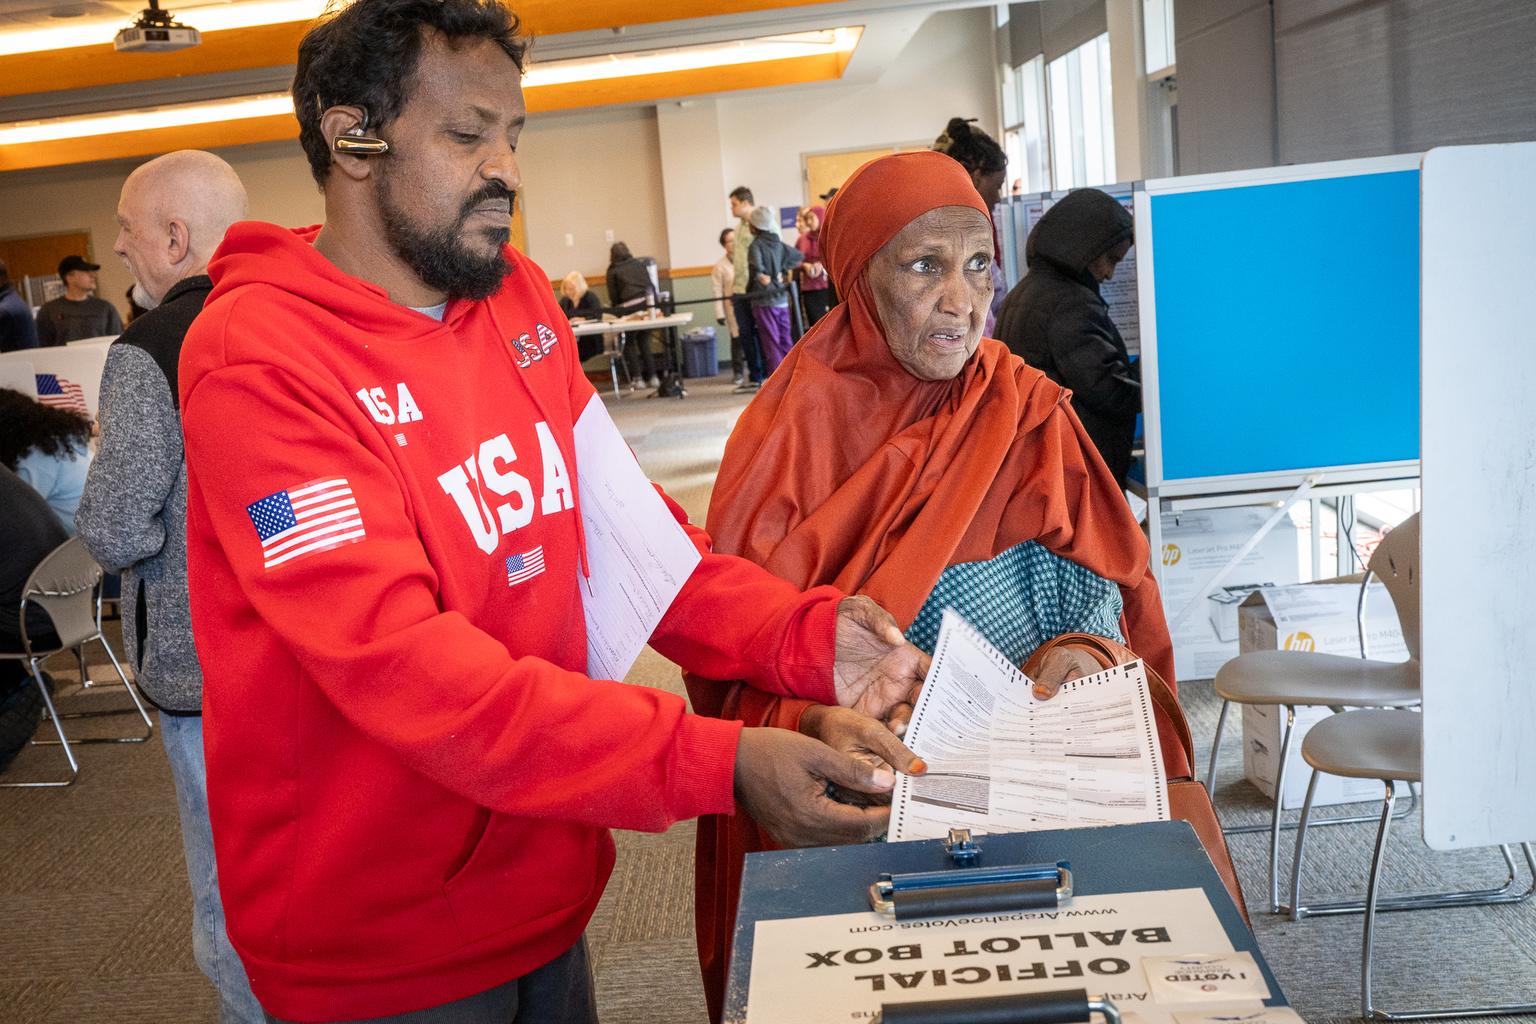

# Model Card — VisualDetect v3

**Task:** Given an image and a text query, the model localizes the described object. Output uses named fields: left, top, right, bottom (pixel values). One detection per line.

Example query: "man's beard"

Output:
left=130, top=281, right=160, bottom=311
left=377, top=173, right=514, bottom=301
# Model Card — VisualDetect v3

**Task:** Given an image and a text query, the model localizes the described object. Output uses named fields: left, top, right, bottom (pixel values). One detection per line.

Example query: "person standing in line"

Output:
left=794, top=205, right=832, bottom=327
left=996, top=188, right=1138, bottom=488
left=177, top=1, right=928, bottom=1019
left=74, top=149, right=264, bottom=1024
left=0, top=258, right=40, bottom=352
left=605, top=241, right=662, bottom=390
left=711, top=227, right=744, bottom=385
left=35, top=255, right=123, bottom=346
left=746, top=206, right=803, bottom=376
left=728, top=185, right=765, bottom=392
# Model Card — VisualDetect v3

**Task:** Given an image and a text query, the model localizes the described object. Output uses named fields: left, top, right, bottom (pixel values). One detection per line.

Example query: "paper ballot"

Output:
left=572, top=396, right=702, bottom=681
left=890, top=611, right=1169, bottom=841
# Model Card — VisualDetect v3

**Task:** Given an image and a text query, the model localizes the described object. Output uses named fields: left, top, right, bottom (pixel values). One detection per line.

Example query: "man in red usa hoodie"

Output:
left=178, top=1, right=930, bottom=1022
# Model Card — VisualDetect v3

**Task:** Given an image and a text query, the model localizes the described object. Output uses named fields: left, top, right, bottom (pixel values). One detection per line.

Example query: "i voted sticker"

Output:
left=1143, top=952, right=1273, bottom=1003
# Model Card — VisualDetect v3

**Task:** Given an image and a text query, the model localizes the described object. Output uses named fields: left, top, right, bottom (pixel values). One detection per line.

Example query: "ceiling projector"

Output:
left=114, top=0, right=201, bottom=52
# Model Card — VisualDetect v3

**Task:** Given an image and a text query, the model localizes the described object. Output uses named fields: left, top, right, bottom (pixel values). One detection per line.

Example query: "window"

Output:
left=1046, top=32, right=1116, bottom=190
left=1143, top=0, right=1176, bottom=77
left=1001, top=55, right=1050, bottom=194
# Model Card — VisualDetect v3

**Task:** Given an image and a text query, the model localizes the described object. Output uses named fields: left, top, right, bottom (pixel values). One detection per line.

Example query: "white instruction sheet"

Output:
left=890, top=611, right=1169, bottom=842
left=744, top=888, right=1244, bottom=1024
left=573, top=396, right=702, bottom=681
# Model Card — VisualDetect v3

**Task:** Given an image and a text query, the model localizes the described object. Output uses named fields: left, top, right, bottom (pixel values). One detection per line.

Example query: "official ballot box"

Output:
left=725, top=821, right=1295, bottom=1024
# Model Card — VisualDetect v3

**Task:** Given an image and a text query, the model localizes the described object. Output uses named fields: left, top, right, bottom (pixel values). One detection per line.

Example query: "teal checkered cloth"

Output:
left=905, top=540, right=1124, bottom=665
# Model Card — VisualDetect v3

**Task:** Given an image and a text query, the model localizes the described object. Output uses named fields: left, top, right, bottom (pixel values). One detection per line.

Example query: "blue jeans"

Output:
left=160, top=711, right=266, bottom=1024
left=732, top=295, right=765, bottom=383
left=264, top=939, right=596, bottom=1024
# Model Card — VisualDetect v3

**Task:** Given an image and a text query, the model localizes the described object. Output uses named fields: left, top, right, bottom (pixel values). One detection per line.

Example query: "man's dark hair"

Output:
left=934, top=117, right=1006, bottom=176
left=729, top=186, right=754, bottom=204
left=718, top=227, right=733, bottom=248
left=609, top=241, right=632, bottom=265
left=0, top=388, right=92, bottom=472
left=293, top=0, right=529, bottom=187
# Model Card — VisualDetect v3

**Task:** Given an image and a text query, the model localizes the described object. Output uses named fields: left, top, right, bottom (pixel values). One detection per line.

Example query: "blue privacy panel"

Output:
left=1150, top=169, right=1420, bottom=482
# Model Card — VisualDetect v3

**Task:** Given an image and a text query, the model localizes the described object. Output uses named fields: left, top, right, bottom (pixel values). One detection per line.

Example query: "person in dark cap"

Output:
left=997, top=187, right=1138, bottom=487
left=36, top=255, right=123, bottom=346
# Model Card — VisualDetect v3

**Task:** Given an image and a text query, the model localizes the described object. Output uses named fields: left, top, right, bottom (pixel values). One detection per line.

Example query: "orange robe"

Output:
left=684, top=152, right=1183, bottom=1022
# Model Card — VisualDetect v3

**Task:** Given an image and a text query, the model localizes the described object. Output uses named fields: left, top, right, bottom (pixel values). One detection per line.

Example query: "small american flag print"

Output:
left=246, top=478, right=365, bottom=570
left=35, top=373, right=88, bottom=416
left=394, top=432, right=407, bottom=447
left=505, top=546, right=546, bottom=587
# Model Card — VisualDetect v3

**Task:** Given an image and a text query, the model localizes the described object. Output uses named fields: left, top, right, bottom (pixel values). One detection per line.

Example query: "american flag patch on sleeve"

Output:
left=246, top=478, right=365, bottom=570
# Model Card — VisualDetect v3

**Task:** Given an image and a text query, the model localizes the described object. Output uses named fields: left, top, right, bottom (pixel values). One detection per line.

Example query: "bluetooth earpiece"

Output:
left=333, top=108, right=389, bottom=156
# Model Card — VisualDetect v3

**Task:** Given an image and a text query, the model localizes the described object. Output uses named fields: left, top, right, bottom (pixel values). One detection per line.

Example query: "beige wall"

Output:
left=0, top=104, right=671, bottom=314
left=517, top=104, right=671, bottom=280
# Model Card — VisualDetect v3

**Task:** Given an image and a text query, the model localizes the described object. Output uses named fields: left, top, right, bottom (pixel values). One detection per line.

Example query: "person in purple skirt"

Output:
left=745, top=205, right=803, bottom=375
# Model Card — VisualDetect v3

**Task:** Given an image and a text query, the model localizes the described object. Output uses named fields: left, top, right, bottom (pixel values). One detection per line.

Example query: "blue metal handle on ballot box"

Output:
left=867, top=829, right=1073, bottom=920
left=875, top=988, right=1121, bottom=1024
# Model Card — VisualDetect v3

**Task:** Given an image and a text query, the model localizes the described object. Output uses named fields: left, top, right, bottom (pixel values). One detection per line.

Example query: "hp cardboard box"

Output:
left=1159, top=509, right=1301, bottom=680
left=1237, top=581, right=1410, bottom=808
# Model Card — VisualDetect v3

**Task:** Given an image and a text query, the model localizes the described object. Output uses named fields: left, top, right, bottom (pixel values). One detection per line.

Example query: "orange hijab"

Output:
left=686, top=152, right=1178, bottom=1022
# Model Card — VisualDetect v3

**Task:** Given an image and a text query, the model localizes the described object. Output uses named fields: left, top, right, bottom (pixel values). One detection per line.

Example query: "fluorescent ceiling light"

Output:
left=523, top=27, right=861, bottom=87
left=0, top=92, right=292, bottom=145
left=0, top=25, right=862, bottom=147
left=0, top=0, right=330, bottom=56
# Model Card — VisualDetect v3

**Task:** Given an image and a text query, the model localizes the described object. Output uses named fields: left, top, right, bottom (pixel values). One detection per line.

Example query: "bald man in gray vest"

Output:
left=75, top=150, right=262, bottom=1023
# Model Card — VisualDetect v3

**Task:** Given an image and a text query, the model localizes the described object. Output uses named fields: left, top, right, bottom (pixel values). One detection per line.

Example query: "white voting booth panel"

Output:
left=1420, top=141, right=1536, bottom=852
left=0, top=361, right=38, bottom=397
left=0, top=340, right=112, bottom=418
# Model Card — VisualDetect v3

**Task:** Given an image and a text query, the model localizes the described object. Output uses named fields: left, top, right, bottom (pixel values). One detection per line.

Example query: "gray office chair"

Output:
left=1209, top=514, right=1422, bottom=912
left=0, top=537, right=154, bottom=787
left=1289, top=709, right=1536, bottom=1019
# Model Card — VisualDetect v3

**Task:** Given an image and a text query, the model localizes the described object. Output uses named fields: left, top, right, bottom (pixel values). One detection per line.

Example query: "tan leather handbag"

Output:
left=1022, top=633, right=1249, bottom=921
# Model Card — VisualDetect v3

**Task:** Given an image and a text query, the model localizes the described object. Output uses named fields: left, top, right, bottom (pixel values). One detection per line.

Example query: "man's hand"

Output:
left=1030, top=645, right=1102, bottom=701
left=800, top=704, right=925, bottom=808
left=833, top=596, right=931, bottom=719
left=734, top=727, right=897, bottom=847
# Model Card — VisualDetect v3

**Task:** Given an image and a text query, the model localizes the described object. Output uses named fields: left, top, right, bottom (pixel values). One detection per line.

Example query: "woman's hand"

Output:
left=1029, top=646, right=1103, bottom=701
left=832, top=596, right=930, bottom=719
left=800, top=704, right=926, bottom=807
left=757, top=272, right=771, bottom=286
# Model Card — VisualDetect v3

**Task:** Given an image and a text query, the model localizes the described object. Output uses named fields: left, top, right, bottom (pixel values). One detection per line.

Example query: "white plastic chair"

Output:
left=1289, top=709, right=1536, bottom=1019
left=1209, top=515, right=1422, bottom=911
left=0, top=537, right=154, bottom=787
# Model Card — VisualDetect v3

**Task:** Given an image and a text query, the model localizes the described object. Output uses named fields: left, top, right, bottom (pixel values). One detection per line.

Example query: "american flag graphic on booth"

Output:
left=246, top=478, right=365, bottom=571
left=505, top=546, right=546, bottom=587
left=35, top=373, right=88, bottom=416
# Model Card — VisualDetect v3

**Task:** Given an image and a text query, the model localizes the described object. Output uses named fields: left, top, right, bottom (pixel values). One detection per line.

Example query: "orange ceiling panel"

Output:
left=1, top=0, right=831, bottom=97
left=0, top=48, right=850, bottom=172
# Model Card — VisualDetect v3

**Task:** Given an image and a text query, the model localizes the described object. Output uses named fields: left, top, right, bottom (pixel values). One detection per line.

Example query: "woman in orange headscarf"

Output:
left=686, top=152, right=1228, bottom=1021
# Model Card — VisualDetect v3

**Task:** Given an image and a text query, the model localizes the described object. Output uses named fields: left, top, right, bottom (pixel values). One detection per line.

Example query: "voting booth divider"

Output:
left=1128, top=154, right=1423, bottom=650
left=0, top=337, right=113, bottom=420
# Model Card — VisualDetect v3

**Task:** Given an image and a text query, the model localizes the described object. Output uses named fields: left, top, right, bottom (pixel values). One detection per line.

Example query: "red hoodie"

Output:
left=179, top=222, right=842, bottom=1021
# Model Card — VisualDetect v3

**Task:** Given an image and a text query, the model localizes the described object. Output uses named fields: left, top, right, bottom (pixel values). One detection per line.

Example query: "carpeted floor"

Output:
left=2, top=373, right=1533, bottom=1022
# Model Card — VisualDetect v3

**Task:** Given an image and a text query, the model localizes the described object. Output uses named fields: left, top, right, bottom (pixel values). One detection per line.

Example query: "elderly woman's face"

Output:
left=867, top=206, right=994, bottom=381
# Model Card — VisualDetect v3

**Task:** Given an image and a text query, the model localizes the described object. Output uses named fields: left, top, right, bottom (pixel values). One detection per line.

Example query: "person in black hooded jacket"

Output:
left=997, top=188, right=1138, bottom=487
